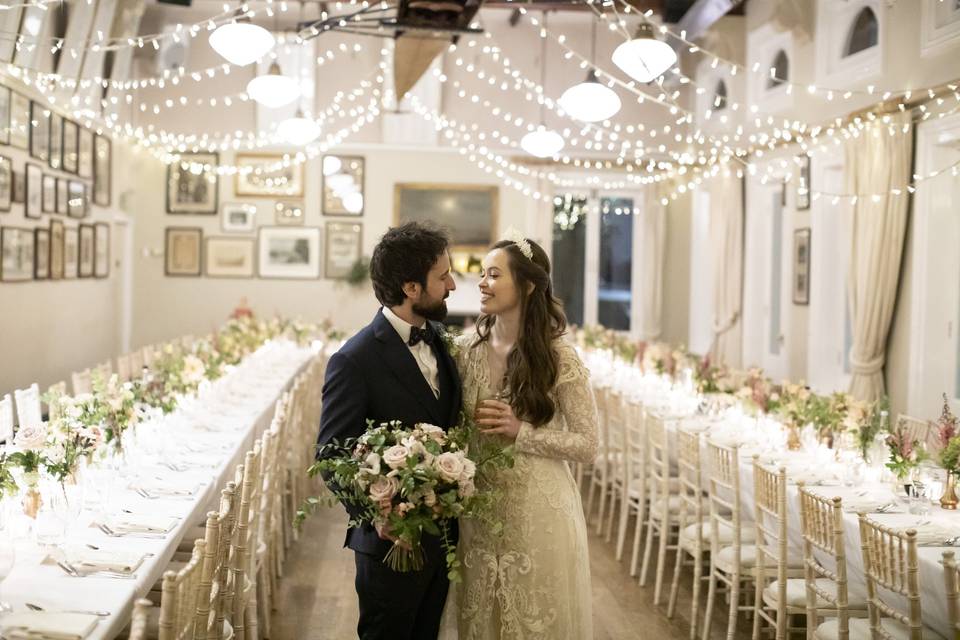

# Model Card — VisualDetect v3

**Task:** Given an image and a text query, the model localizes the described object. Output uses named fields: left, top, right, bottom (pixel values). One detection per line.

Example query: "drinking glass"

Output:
left=0, top=515, right=15, bottom=614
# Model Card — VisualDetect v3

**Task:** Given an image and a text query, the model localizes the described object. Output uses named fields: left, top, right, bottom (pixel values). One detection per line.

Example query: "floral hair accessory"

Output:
left=503, top=227, right=533, bottom=261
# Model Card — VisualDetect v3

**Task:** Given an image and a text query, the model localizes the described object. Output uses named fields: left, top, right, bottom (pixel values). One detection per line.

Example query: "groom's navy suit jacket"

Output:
left=317, top=309, right=462, bottom=557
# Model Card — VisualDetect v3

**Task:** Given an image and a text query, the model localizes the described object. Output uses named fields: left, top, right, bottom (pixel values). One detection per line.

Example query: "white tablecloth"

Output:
left=1, top=340, right=316, bottom=640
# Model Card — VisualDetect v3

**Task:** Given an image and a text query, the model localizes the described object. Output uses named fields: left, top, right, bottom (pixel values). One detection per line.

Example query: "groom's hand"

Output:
left=375, top=519, right=412, bottom=550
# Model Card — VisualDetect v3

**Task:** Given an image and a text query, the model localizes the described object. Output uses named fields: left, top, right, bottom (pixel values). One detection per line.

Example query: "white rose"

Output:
left=382, top=445, right=410, bottom=470
left=434, top=452, right=465, bottom=483
left=359, top=453, right=381, bottom=477
left=368, top=475, right=399, bottom=502
left=13, top=423, right=47, bottom=450
left=182, top=355, right=206, bottom=384
left=460, top=457, right=477, bottom=483
left=417, top=424, right=447, bottom=443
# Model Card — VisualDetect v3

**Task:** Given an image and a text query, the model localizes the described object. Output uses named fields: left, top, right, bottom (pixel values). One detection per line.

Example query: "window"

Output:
left=845, top=7, right=879, bottom=57
left=552, top=194, right=587, bottom=326
left=769, top=190, right=783, bottom=356
left=713, top=80, right=728, bottom=111
left=598, top=198, right=633, bottom=330
left=767, top=50, right=789, bottom=89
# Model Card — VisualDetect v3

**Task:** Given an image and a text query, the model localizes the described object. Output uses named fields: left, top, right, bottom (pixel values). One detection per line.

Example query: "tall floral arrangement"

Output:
left=885, top=421, right=926, bottom=481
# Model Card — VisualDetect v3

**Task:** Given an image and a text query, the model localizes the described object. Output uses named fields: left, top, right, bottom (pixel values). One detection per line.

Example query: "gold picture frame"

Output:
left=234, top=153, right=304, bottom=198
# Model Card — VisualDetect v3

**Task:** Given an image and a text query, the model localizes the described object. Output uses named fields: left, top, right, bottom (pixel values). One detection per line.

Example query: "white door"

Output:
left=909, top=113, right=960, bottom=416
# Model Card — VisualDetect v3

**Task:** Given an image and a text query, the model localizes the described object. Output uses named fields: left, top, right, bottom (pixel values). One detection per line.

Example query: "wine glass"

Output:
left=0, top=516, right=15, bottom=614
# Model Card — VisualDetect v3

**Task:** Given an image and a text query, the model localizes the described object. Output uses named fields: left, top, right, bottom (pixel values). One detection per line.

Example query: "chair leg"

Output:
left=653, top=516, right=672, bottom=605
left=689, top=550, right=703, bottom=640
left=585, top=475, right=599, bottom=520
left=604, top=481, right=619, bottom=542
left=639, top=515, right=657, bottom=587
left=595, top=466, right=609, bottom=535
left=667, top=539, right=685, bottom=618
left=629, top=509, right=644, bottom=577
left=752, top=571, right=763, bottom=640
left=615, top=494, right=632, bottom=561
left=702, top=568, right=717, bottom=640
left=726, top=573, right=740, bottom=640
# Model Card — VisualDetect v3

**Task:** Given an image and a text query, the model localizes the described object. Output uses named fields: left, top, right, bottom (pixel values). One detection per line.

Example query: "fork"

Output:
left=56, top=559, right=136, bottom=580
left=25, top=602, right=111, bottom=617
left=97, top=522, right=167, bottom=539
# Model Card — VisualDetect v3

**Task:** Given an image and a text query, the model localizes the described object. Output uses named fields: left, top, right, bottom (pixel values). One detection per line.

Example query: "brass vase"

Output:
left=940, top=473, right=958, bottom=511
left=787, top=424, right=802, bottom=451
left=22, top=487, right=42, bottom=519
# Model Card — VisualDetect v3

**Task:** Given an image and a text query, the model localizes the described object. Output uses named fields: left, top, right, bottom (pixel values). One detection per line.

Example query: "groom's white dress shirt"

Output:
left=381, top=306, right=440, bottom=398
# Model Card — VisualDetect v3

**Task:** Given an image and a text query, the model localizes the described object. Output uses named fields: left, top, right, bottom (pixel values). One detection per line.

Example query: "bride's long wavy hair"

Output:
left=474, top=238, right=567, bottom=427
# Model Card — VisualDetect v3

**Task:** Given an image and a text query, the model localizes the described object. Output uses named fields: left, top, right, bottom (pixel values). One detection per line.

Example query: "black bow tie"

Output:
left=408, top=325, right=435, bottom=347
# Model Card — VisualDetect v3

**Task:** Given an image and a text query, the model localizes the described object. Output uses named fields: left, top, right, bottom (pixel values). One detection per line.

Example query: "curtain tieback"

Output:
left=712, top=311, right=739, bottom=336
left=849, top=352, right=884, bottom=375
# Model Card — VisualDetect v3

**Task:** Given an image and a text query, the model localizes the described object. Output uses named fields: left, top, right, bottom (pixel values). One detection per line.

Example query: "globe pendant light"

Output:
left=247, top=61, right=299, bottom=108
left=521, top=12, right=564, bottom=158
left=209, top=22, right=275, bottom=67
left=277, top=108, right=321, bottom=145
left=612, top=21, right=677, bottom=83
left=559, top=20, right=621, bottom=123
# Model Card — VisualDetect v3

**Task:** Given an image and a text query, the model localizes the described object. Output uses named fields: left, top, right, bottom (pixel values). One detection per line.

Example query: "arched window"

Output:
left=844, top=7, right=878, bottom=57
left=767, top=49, right=789, bottom=89
left=713, top=80, right=728, bottom=110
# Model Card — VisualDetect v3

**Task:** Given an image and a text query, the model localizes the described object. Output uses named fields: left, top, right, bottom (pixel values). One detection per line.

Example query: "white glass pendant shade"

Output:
left=277, top=110, right=321, bottom=145
left=612, top=23, right=677, bottom=83
left=209, top=22, right=275, bottom=66
left=520, top=128, right=565, bottom=158
left=322, top=155, right=342, bottom=176
left=558, top=72, right=622, bottom=122
left=342, top=192, right=364, bottom=214
left=246, top=62, right=299, bottom=108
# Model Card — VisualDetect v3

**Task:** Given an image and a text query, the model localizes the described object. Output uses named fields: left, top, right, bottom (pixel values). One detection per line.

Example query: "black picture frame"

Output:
left=0, top=156, right=11, bottom=212
left=62, top=118, right=79, bottom=174
left=796, top=154, right=811, bottom=211
left=793, top=227, right=811, bottom=305
left=56, top=178, right=68, bottom=214
left=94, top=222, right=109, bottom=278
left=93, top=134, right=111, bottom=207
left=48, top=111, right=62, bottom=170
left=41, top=173, right=55, bottom=213
left=78, top=223, right=95, bottom=278
left=29, top=101, right=49, bottom=162
left=34, top=227, right=49, bottom=280
left=0, top=86, right=10, bottom=146
left=166, top=152, right=219, bottom=215
left=0, top=226, right=34, bottom=282
left=78, top=127, right=93, bottom=179
left=49, top=217, right=64, bottom=280
left=67, top=180, right=86, bottom=219
left=9, top=91, right=29, bottom=150
left=24, top=162, right=42, bottom=219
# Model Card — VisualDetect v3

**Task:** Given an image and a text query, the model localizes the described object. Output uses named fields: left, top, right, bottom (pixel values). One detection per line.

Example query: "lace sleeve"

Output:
left=514, top=341, right=599, bottom=464
left=453, top=331, right=476, bottom=374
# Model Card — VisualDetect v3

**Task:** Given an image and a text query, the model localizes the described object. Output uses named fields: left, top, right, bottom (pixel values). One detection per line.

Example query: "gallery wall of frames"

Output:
left=163, top=152, right=364, bottom=281
left=0, top=83, right=113, bottom=284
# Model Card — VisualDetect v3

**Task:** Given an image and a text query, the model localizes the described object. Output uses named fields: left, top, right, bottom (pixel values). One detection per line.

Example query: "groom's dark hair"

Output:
left=370, top=222, right=450, bottom=307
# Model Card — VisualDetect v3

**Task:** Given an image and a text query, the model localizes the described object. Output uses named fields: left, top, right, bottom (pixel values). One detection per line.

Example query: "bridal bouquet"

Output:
left=299, top=419, right=513, bottom=580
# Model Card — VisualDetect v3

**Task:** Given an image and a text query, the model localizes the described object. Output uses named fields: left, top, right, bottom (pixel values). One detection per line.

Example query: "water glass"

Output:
left=0, top=528, right=14, bottom=614
left=907, top=481, right=932, bottom=516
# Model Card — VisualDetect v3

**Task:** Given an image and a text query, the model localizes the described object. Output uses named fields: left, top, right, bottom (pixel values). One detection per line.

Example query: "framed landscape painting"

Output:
left=394, top=183, right=498, bottom=252
left=167, top=153, right=218, bottom=214
left=221, top=202, right=256, bottom=232
left=205, top=236, right=254, bottom=278
left=257, top=226, right=320, bottom=279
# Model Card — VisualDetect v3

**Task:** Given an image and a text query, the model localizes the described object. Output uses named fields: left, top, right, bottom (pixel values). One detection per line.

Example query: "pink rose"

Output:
left=382, top=445, right=410, bottom=470
left=14, top=423, right=47, bottom=450
left=434, top=452, right=465, bottom=483
left=368, top=476, right=399, bottom=503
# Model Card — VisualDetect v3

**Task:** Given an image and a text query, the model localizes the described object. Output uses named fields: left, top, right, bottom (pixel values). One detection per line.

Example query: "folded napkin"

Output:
left=907, top=524, right=959, bottom=546
left=59, top=549, right=145, bottom=574
left=129, top=480, right=199, bottom=497
left=0, top=612, right=99, bottom=640
left=102, top=514, right=177, bottom=534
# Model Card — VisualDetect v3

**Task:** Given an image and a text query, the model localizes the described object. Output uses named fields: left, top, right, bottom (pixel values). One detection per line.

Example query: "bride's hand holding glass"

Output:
left=476, top=399, right=522, bottom=440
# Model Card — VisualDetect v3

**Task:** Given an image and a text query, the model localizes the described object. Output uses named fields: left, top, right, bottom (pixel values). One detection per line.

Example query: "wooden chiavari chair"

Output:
left=195, top=481, right=239, bottom=640
left=231, top=446, right=262, bottom=640
left=895, top=414, right=938, bottom=454
left=639, top=414, right=680, bottom=605
left=159, top=539, right=206, bottom=640
left=585, top=386, right=612, bottom=529
left=857, top=515, right=941, bottom=639
left=256, top=429, right=279, bottom=637
left=45, top=381, right=67, bottom=421
left=127, top=598, right=152, bottom=640
left=601, top=389, right=628, bottom=540
left=71, top=368, right=94, bottom=395
left=616, top=397, right=648, bottom=575
left=669, top=427, right=708, bottom=639
left=702, top=440, right=755, bottom=640
left=13, top=383, right=42, bottom=427
left=116, top=353, right=132, bottom=382
left=944, top=551, right=959, bottom=640
left=798, top=488, right=867, bottom=640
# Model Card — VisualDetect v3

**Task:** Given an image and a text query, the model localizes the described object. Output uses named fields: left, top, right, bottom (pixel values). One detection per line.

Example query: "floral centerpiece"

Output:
left=299, top=419, right=513, bottom=580
left=885, top=420, right=927, bottom=483
left=7, top=423, right=50, bottom=517
left=934, top=394, right=960, bottom=509
left=735, top=368, right=782, bottom=415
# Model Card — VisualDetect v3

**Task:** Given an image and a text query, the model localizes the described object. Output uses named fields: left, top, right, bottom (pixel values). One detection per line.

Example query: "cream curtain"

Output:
left=845, top=111, right=913, bottom=401
left=709, top=169, right=745, bottom=367
left=636, top=187, right=666, bottom=340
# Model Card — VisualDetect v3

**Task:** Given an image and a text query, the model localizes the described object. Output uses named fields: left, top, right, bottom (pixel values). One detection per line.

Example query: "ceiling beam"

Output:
left=482, top=0, right=664, bottom=13
left=674, top=0, right=745, bottom=40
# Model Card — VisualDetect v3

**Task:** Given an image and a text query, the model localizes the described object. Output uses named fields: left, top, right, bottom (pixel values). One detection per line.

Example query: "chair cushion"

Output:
left=650, top=495, right=683, bottom=516
left=816, top=618, right=944, bottom=640
left=763, top=578, right=867, bottom=609
left=680, top=521, right=756, bottom=546
left=715, top=544, right=803, bottom=571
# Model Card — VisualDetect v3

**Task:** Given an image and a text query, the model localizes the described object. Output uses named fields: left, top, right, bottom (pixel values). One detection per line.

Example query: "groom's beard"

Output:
left=413, top=293, right=449, bottom=322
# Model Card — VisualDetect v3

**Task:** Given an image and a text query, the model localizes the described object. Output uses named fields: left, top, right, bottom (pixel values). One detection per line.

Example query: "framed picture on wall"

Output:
left=78, top=223, right=95, bottom=278
left=67, top=181, right=86, bottom=219
left=165, top=227, right=203, bottom=276
left=94, top=222, right=109, bottom=278
left=322, top=155, right=364, bottom=216
left=93, top=134, right=111, bottom=206
left=42, top=174, right=55, bottom=213
left=25, top=163, right=42, bottom=219
left=29, top=101, right=49, bottom=162
left=63, top=225, right=78, bottom=279
left=49, top=218, right=64, bottom=280
left=795, top=154, right=811, bottom=211
left=205, top=236, right=255, bottom=278
left=166, top=152, right=218, bottom=214
left=34, top=227, right=49, bottom=280
left=394, top=183, right=498, bottom=253
left=793, top=228, right=811, bottom=305
left=257, top=226, right=320, bottom=279
left=0, top=226, right=34, bottom=282
left=9, top=92, right=29, bottom=150
left=49, top=112, right=62, bottom=170
left=235, top=153, right=304, bottom=198
left=78, top=128, right=94, bottom=179
left=0, top=86, right=10, bottom=146
left=324, top=221, right=362, bottom=279
left=0, top=156, right=11, bottom=212
left=274, top=201, right=304, bottom=226
left=56, top=178, right=68, bottom=214
left=61, top=119, right=79, bottom=174
left=221, top=202, right=256, bottom=232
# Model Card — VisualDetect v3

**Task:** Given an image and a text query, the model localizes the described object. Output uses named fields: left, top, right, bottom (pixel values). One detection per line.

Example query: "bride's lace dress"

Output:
left=450, top=334, right=598, bottom=640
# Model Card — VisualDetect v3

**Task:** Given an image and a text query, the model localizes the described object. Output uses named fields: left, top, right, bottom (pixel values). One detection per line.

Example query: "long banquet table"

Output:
left=2, top=340, right=317, bottom=639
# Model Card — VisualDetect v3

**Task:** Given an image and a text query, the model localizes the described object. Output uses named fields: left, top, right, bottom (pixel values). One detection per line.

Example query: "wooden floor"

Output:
left=271, top=504, right=752, bottom=640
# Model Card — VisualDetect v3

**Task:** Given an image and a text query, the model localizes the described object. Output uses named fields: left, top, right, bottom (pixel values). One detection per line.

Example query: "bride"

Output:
left=448, top=234, right=599, bottom=640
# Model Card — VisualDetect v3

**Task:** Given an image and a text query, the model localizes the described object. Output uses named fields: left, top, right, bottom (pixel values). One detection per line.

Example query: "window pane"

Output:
left=767, top=50, right=789, bottom=89
left=769, top=191, right=783, bottom=355
left=552, top=194, right=587, bottom=326
left=598, top=197, right=633, bottom=330
left=714, top=80, right=728, bottom=110
left=845, top=7, right=878, bottom=57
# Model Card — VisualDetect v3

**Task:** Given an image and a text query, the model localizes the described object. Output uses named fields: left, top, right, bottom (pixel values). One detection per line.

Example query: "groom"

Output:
left=318, top=221, right=462, bottom=639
